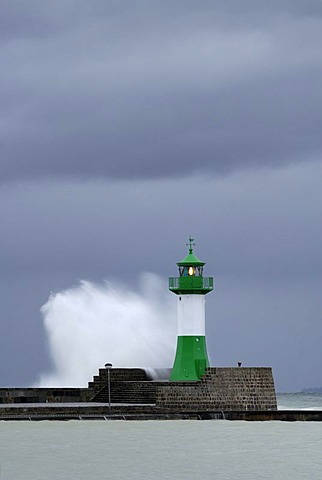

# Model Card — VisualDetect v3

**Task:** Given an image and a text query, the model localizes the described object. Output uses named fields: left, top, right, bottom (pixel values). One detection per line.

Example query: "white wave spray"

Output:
left=37, top=273, right=176, bottom=387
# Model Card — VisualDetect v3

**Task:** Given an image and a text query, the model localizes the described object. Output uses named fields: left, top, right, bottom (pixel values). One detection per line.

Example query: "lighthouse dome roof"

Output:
left=177, top=251, right=205, bottom=266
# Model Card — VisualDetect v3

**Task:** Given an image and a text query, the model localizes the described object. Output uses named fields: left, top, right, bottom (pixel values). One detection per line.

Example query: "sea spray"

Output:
left=37, top=273, right=176, bottom=386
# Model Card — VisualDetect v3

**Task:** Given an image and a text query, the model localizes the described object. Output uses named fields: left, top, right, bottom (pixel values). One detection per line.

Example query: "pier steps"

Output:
left=91, top=381, right=157, bottom=404
left=88, top=368, right=158, bottom=404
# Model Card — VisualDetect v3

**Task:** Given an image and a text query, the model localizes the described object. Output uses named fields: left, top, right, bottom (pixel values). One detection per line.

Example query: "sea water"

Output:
left=0, top=394, right=321, bottom=480
left=278, top=392, right=322, bottom=410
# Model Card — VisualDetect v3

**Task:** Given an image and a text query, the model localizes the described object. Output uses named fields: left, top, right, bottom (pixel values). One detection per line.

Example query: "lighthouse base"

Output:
left=169, top=336, right=210, bottom=381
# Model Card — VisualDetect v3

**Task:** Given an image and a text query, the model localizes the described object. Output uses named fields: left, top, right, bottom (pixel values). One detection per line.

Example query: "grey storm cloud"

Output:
left=1, top=1, right=322, bottom=392
left=1, top=1, right=322, bottom=182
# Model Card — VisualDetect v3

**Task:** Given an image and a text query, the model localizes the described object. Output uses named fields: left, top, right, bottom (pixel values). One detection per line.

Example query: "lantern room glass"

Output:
left=178, top=266, right=203, bottom=277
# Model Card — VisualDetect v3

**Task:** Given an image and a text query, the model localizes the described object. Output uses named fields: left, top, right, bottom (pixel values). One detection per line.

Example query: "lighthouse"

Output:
left=169, top=237, right=213, bottom=381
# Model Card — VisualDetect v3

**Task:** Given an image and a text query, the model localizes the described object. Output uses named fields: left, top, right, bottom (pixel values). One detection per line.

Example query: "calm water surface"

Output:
left=0, top=394, right=321, bottom=480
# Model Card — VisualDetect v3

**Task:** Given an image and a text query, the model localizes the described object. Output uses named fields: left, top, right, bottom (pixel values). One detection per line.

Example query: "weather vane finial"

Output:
left=187, top=236, right=195, bottom=254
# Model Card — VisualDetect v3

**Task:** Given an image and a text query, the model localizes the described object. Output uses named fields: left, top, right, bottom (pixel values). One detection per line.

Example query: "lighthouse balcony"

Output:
left=169, top=276, right=213, bottom=293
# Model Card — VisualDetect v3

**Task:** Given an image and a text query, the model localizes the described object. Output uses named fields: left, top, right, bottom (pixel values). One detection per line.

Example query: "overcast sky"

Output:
left=1, top=1, right=321, bottom=392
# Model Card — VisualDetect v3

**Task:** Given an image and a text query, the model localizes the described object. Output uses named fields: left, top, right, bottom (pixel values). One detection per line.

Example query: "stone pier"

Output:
left=0, top=366, right=277, bottom=414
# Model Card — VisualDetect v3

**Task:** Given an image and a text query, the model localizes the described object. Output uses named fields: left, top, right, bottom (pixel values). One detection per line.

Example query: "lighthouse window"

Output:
left=179, top=266, right=202, bottom=276
left=181, top=267, right=189, bottom=276
left=188, top=266, right=195, bottom=276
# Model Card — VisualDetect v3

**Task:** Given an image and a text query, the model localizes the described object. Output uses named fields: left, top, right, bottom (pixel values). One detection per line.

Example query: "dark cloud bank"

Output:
left=1, top=1, right=322, bottom=181
left=0, top=1, right=321, bottom=392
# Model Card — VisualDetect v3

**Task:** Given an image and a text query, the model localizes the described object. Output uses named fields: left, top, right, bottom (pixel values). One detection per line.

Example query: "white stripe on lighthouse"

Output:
left=177, top=294, right=205, bottom=336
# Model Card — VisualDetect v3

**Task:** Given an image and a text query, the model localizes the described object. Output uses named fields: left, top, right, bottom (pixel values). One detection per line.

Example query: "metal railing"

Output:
left=169, top=277, right=213, bottom=290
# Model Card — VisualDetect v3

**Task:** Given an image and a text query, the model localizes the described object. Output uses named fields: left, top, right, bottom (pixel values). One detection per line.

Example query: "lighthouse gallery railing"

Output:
left=169, top=277, right=213, bottom=290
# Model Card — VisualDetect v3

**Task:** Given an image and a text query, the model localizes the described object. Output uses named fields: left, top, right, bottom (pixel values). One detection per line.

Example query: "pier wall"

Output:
left=0, top=388, right=89, bottom=404
left=0, top=367, right=277, bottom=412
left=156, top=367, right=277, bottom=411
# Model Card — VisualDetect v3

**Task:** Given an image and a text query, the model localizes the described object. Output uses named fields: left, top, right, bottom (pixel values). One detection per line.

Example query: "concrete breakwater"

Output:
left=1, top=404, right=322, bottom=421
left=0, top=367, right=277, bottom=409
left=0, top=367, right=278, bottom=419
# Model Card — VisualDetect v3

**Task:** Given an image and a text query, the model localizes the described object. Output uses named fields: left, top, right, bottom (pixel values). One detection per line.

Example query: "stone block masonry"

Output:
left=156, top=367, right=277, bottom=411
left=0, top=387, right=90, bottom=404
left=0, top=367, right=277, bottom=413
left=88, top=367, right=277, bottom=411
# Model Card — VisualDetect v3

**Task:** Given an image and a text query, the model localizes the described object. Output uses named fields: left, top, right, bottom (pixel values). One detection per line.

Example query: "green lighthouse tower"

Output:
left=169, top=237, right=213, bottom=381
